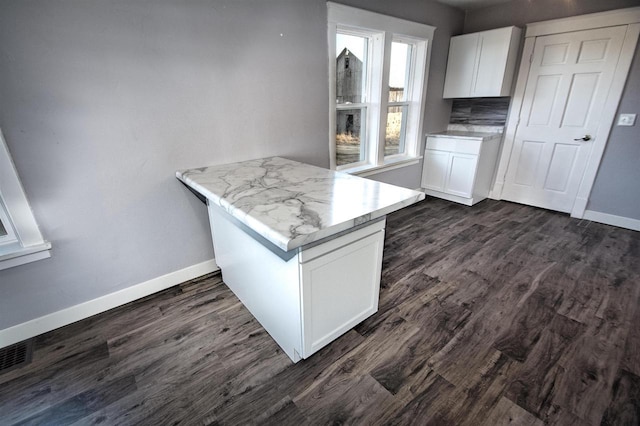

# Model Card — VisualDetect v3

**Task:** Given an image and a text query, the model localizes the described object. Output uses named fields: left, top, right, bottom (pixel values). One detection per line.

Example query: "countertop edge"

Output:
left=284, top=191, right=425, bottom=251
left=176, top=170, right=425, bottom=253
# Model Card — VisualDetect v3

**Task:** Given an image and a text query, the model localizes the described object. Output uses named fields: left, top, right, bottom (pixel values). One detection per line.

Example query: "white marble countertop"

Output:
left=177, top=157, right=425, bottom=252
left=428, top=130, right=502, bottom=140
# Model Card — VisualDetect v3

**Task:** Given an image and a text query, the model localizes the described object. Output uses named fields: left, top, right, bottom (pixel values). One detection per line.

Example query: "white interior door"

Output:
left=501, top=26, right=627, bottom=213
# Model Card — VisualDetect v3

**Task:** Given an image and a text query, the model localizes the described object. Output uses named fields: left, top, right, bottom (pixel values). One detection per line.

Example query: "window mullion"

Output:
left=366, top=32, right=386, bottom=168
left=387, top=101, right=409, bottom=107
left=405, top=39, right=429, bottom=159
left=328, top=21, right=338, bottom=170
left=336, top=103, right=368, bottom=109
left=374, top=32, right=392, bottom=167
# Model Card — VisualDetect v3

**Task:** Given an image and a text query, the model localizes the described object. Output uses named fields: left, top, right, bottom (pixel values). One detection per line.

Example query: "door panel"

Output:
left=514, top=140, right=544, bottom=186
left=544, top=144, right=579, bottom=192
left=528, top=75, right=561, bottom=126
left=577, top=39, right=609, bottom=63
left=502, top=25, right=627, bottom=213
left=541, top=42, right=570, bottom=65
left=561, top=73, right=600, bottom=127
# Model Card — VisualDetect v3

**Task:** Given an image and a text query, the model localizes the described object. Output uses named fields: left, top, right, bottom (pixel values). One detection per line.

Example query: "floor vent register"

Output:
left=0, top=339, right=33, bottom=375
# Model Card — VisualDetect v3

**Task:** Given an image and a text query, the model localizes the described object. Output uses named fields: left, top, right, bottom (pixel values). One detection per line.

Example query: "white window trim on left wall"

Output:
left=0, top=129, right=51, bottom=271
left=327, top=2, right=435, bottom=174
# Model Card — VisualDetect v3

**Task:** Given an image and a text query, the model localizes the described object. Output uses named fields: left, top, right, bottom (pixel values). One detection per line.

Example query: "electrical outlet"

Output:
left=617, top=113, right=636, bottom=126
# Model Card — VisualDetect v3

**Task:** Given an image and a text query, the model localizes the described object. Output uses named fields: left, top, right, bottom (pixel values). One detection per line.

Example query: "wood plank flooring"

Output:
left=1, top=197, right=639, bottom=425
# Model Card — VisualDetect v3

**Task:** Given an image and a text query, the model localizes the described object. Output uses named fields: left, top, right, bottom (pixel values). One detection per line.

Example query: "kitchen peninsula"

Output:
left=177, top=157, right=424, bottom=362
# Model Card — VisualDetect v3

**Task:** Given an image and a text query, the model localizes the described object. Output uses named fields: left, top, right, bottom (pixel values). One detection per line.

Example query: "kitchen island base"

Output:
left=208, top=204, right=385, bottom=362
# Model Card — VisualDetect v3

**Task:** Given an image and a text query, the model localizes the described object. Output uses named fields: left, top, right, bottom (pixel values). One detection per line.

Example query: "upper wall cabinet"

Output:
left=443, top=26, right=522, bottom=98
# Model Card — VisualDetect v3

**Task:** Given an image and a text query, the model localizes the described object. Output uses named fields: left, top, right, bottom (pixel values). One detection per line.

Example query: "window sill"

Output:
left=340, top=156, right=422, bottom=177
left=0, top=242, right=52, bottom=271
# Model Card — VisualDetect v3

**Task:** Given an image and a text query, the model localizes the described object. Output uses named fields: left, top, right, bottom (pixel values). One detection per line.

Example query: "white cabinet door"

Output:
left=472, top=28, right=514, bottom=97
left=300, top=228, right=384, bottom=357
left=422, top=149, right=450, bottom=192
left=443, top=33, right=479, bottom=99
left=445, top=153, right=478, bottom=198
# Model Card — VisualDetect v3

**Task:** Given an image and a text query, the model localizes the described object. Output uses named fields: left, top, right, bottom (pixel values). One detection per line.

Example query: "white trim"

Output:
left=0, top=199, right=18, bottom=245
left=492, top=37, right=535, bottom=199
left=423, top=189, right=475, bottom=206
left=346, top=156, right=422, bottom=177
left=526, top=7, right=640, bottom=37
left=0, top=258, right=219, bottom=348
left=0, top=242, right=52, bottom=271
left=583, top=210, right=640, bottom=232
left=0, top=130, right=48, bottom=247
left=571, top=196, right=589, bottom=219
left=0, top=129, right=51, bottom=269
left=327, top=3, right=436, bottom=39
left=328, top=19, right=338, bottom=170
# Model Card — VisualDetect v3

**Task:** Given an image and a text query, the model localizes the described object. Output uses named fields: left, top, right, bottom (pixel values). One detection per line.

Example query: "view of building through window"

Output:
left=335, top=35, right=413, bottom=166
left=385, top=42, right=411, bottom=157
left=335, top=33, right=367, bottom=166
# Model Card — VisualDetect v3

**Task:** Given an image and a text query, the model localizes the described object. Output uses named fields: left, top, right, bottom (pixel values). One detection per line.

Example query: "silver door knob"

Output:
left=574, top=135, right=592, bottom=141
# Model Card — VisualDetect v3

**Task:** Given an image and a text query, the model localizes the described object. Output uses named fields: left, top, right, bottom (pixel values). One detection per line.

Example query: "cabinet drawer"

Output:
left=426, top=136, right=482, bottom=155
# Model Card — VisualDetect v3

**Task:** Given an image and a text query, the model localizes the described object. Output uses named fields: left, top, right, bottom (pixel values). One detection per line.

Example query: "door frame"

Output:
left=492, top=7, right=640, bottom=218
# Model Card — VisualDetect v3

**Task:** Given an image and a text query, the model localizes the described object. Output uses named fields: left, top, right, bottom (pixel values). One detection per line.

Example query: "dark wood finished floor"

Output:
left=1, top=198, right=639, bottom=425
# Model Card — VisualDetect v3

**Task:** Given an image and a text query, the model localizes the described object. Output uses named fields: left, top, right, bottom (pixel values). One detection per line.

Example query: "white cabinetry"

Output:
left=443, top=26, right=522, bottom=98
left=421, top=133, right=501, bottom=206
left=208, top=204, right=384, bottom=362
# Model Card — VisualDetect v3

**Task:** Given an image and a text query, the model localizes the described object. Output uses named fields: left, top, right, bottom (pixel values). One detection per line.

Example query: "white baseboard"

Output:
left=0, top=259, right=219, bottom=348
left=583, top=210, right=640, bottom=232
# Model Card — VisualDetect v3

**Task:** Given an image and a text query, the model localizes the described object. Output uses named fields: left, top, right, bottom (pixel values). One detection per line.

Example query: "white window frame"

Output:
left=328, top=2, right=435, bottom=174
left=0, top=128, right=51, bottom=270
left=0, top=197, right=18, bottom=246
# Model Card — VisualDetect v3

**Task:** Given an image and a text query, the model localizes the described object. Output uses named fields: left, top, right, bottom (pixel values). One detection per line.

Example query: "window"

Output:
left=0, top=129, right=51, bottom=270
left=328, top=3, right=435, bottom=173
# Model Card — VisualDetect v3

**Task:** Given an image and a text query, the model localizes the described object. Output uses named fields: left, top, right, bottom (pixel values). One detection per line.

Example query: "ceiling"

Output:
left=435, top=0, right=515, bottom=11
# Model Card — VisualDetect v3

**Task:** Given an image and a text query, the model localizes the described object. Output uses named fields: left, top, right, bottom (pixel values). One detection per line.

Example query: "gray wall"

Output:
left=464, top=0, right=640, bottom=33
left=588, top=44, right=640, bottom=219
left=0, top=1, right=463, bottom=331
left=465, top=0, right=640, bottom=220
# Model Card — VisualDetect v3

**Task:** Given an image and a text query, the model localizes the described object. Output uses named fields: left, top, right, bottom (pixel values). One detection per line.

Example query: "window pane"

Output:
left=336, top=33, right=367, bottom=104
left=389, top=42, right=411, bottom=102
left=385, top=105, right=407, bottom=157
left=336, top=108, right=366, bottom=166
left=0, top=218, right=6, bottom=237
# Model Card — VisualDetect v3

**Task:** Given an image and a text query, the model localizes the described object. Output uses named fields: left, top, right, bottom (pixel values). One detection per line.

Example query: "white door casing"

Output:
left=492, top=7, right=640, bottom=217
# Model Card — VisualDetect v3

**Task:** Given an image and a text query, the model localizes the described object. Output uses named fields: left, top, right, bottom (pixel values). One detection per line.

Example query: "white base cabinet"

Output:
left=421, top=134, right=501, bottom=206
left=208, top=204, right=385, bottom=362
